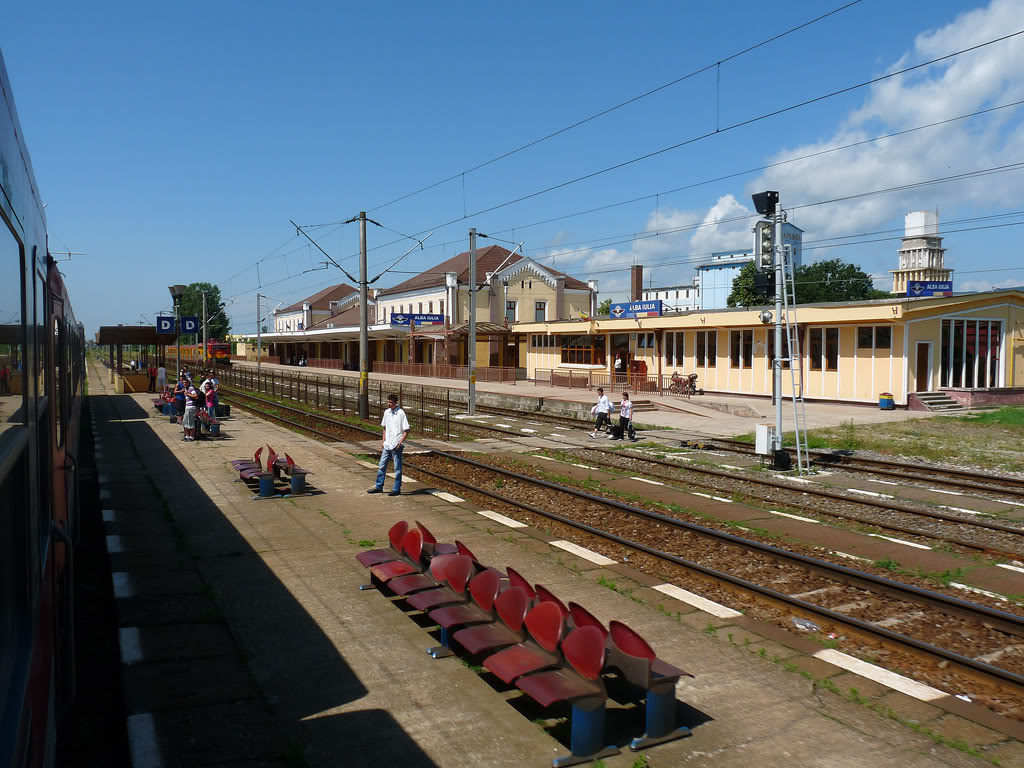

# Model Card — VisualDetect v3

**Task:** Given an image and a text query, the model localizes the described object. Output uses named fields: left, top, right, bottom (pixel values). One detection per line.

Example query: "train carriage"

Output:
left=0, top=50, right=85, bottom=767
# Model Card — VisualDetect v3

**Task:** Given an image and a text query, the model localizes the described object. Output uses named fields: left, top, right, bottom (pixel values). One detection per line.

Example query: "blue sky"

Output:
left=4, top=0, right=1023, bottom=335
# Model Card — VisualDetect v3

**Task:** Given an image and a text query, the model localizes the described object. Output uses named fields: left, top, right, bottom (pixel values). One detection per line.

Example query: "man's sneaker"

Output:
left=367, top=487, right=383, bottom=494
left=588, top=433, right=596, bottom=439
left=388, top=490, right=401, bottom=497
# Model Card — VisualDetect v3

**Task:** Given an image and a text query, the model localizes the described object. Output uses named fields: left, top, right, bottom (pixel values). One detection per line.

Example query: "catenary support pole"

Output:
left=468, top=227, right=477, bottom=415
left=202, top=291, right=208, bottom=368
left=256, top=292, right=262, bottom=382
left=773, top=197, right=784, bottom=461
left=359, top=211, right=369, bottom=420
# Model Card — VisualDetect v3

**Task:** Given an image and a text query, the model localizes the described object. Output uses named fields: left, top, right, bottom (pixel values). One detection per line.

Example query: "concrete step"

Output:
left=912, top=391, right=965, bottom=411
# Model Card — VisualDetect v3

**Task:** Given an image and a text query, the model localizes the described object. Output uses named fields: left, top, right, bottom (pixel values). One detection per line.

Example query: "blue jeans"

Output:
left=375, top=445, right=404, bottom=492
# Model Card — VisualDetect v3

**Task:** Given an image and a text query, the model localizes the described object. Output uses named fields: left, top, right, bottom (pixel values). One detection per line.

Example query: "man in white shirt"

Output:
left=156, top=364, right=167, bottom=392
left=368, top=393, right=410, bottom=496
left=589, top=387, right=612, bottom=439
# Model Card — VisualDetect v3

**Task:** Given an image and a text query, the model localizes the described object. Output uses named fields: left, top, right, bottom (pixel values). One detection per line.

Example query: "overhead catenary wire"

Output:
left=364, top=1, right=865, bottom=214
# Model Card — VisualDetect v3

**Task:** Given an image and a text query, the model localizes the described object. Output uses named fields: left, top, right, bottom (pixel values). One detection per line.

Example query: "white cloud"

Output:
left=687, top=195, right=753, bottom=255
left=747, top=0, right=1024, bottom=242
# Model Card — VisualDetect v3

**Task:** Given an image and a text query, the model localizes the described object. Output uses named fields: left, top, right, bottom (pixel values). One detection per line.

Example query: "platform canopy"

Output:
left=415, top=321, right=521, bottom=340
left=95, top=325, right=165, bottom=346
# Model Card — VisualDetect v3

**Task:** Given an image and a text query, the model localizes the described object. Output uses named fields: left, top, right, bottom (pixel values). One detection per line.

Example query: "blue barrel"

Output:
left=879, top=392, right=895, bottom=410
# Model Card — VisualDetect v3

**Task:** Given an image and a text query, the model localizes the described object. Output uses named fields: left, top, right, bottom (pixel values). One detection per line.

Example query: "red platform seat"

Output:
left=425, top=568, right=501, bottom=659
left=239, top=448, right=278, bottom=498
left=516, top=626, right=618, bottom=767
left=535, top=584, right=569, bottom=620
left=606, top=620, right=693, bottom=751
left=568, top=602, right=608, bottom=639
left=354, top=520, right=409, bottom=569
left=388, top=552, right=462, bottom=597
left=505, top=567, right=536, bottom=602
left=416, top=520, right=458, bottom=556
left=405, top=556, right=475, bottom=611
left=231, top=446, right=263, bottom=472
left=483, top=601, right=565, bottom=684
left=368, top=529, right=424, bottom=584
left=452, top=586, right=530, bottom=656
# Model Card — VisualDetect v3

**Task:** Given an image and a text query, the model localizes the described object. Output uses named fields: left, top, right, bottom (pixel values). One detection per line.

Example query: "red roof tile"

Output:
left=280, top=283, right=357, bottom=313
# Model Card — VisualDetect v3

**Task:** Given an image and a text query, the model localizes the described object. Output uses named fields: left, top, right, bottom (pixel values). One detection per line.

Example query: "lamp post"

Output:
left=168, top=284, right=186, bottom=378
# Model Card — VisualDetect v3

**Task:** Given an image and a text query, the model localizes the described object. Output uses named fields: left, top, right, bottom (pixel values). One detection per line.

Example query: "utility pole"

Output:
left=468, top=228, right=477, bottom=415
left=256, top=292, right=262, bottom=380
left=359, top=211, right=369, bottom=419
left=202, top=291, right=208, bottom=368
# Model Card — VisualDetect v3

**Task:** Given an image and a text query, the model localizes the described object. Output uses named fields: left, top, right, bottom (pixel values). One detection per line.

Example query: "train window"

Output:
left=54, top=317, right=63, bottom=447
left=34, top=264, right=46, bottom=398
left=0, top=220, right=25, bottom=447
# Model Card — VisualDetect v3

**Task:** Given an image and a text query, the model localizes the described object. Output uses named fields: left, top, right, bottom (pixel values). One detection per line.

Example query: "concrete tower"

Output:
left=890, top=211, right=953, bottom=294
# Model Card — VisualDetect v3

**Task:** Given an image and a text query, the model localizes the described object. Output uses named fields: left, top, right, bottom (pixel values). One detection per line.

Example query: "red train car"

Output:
left=0, top=50, right=86, bottom=767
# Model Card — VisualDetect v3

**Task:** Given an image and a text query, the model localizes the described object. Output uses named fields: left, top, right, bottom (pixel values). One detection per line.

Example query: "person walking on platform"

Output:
left=612, top=392, right=637, bottom=442
left=589, top=387, right=611, bottom=438
left=147, top=364, right=157, bottom=393
left=368, top=392, right=410, bottom=497
left=156, top=363, right=167, bottom=393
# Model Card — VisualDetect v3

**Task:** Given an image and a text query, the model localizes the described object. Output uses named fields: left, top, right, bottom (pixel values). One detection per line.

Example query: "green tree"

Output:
left=178, top=282, right=230, bottom=343
left=598, top=297, right=613, bottom=316
left=727, top=258, right=890, bottom=307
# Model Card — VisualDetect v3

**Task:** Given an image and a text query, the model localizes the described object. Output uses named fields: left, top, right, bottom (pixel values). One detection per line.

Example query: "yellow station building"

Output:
left=518, top=289, right=1024, bottom=408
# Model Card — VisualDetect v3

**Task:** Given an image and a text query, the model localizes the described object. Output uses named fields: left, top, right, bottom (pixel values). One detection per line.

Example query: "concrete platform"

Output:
left=88, top=361, right=1024, bottom=767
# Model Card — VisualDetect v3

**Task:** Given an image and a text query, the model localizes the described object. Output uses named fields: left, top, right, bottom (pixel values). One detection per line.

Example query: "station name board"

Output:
left=390, top=313, right=444, bottom=327
left=609, top=300, right=662, bottom=319
left=907, top=281, right=953, bottom=297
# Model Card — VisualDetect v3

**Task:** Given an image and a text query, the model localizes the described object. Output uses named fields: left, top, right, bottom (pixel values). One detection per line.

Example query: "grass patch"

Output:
left=356, top=539, right=376, bottom=548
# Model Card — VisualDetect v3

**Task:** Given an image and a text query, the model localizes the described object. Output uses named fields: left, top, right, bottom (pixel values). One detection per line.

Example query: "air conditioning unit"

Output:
left=755, top=424, right=776, bottom=457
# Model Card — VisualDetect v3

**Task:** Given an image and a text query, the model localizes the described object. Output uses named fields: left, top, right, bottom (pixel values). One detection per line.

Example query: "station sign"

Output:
left=156, top=316, right=176, bottom=334
left=907, top=281, right=953, bottom=298
left=390, top=313, right=444, bottom=327
left=181, top=316, right=200, bottom=334
left=608, top=300, right=663, bottom=319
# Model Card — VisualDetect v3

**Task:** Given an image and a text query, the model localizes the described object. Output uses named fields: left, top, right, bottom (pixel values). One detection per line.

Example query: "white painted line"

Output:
left=571, top=463, right=598, bottom=470
left=102, top=510, right=117, bottom=522
left=692, top=492, right=713, bottom=499
left=105, top=535, right=125, bottom=554
left=550, top=540, right=616, bottom=565
left=847, top=488, right=895, bottom=499
left=997, top=563, right=1024, bottom=574
left=112, top=572, right=135, bottom=598
left=495, top=423, right=513, bottom=428
left=867, top=534, right=931, bottom=550
left=771, top=511, right=820, bottom=524
left=951, top=582, right=1008, bottom=602
left=119, top=627, right=143, bottom=664
left=548, top=434, right=563, bottom=439
left=941, top=505, right=981, bottom=516
left=712, top=496, right=734, bottom=503
left=429, top=491, right=465, bottom=503
left=813, top=649, right=946, bottom=702
left=477, top=510, right=527, bottom=528
left=928, top=488, right=964, bottom=496
left=534, top=455, right=558, bottom=462
left=520, top=428, right=537, bottom=434
left=630, top=476, right=665, bottom=486
left=869, top=479, right=901, bottom=486
left=126, top=712, right=163, bottom=768
left=719, top=464, right=744, bottom=470
left=783, top=476, right=814, bottom=484
left=1000, top=499, right=1024, bottom=507
left=403, top=477, right=419, bottom=484
left=652, top=583, right=742, bottom=619
left=833, top=551, right=871, bottom=562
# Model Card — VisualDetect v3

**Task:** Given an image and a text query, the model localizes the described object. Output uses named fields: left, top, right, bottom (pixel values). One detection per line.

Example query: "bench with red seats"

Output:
left=237, top=447, right=278, bottom=498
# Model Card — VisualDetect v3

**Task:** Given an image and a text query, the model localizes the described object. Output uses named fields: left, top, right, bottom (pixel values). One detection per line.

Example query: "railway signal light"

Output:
left=752, top=190, right=779, bottom=217
left=754, top=220, right=774, bottom=272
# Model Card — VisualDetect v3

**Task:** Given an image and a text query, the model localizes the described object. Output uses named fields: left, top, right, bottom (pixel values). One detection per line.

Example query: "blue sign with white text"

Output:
left=391, top=313, right=444, bottom=327
left=608, top=300, right=663, bottom=319
left=907, top=281, right=953, bottom=298
left=181, top=316, right=199, bottom=334
left=156, top=316, right=176, bottom=334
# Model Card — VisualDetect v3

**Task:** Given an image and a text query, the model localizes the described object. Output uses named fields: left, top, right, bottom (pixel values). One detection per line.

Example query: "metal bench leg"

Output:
left=427, top=626, right=454, bottom=659
left=211, top=424, right=220, bottom=437
left=553, top=698, right=618, bottom=768
left=258, top=474, right=275, bottom=498
left=629, top=682, right=691, bottom=751
left=290, top=473, right=306, bottom=495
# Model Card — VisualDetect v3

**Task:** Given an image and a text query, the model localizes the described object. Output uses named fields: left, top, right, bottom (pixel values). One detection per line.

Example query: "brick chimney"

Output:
left=630, top=265, right=643, bottom=302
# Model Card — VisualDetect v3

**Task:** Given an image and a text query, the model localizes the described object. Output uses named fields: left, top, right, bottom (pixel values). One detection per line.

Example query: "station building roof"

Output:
left=514, top=288, right=1024, bottom=333
left=279, top=283, right=357, bottom=313
left=376, top=245, right=590, bottom=296
left=95, top=325, right=165, bottom=345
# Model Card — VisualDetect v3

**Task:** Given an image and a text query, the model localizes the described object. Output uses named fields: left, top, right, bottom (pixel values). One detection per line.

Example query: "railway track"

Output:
left=709, top=436, right=1024, bottom=501
left=220, top=387, right=1024, bottom=717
